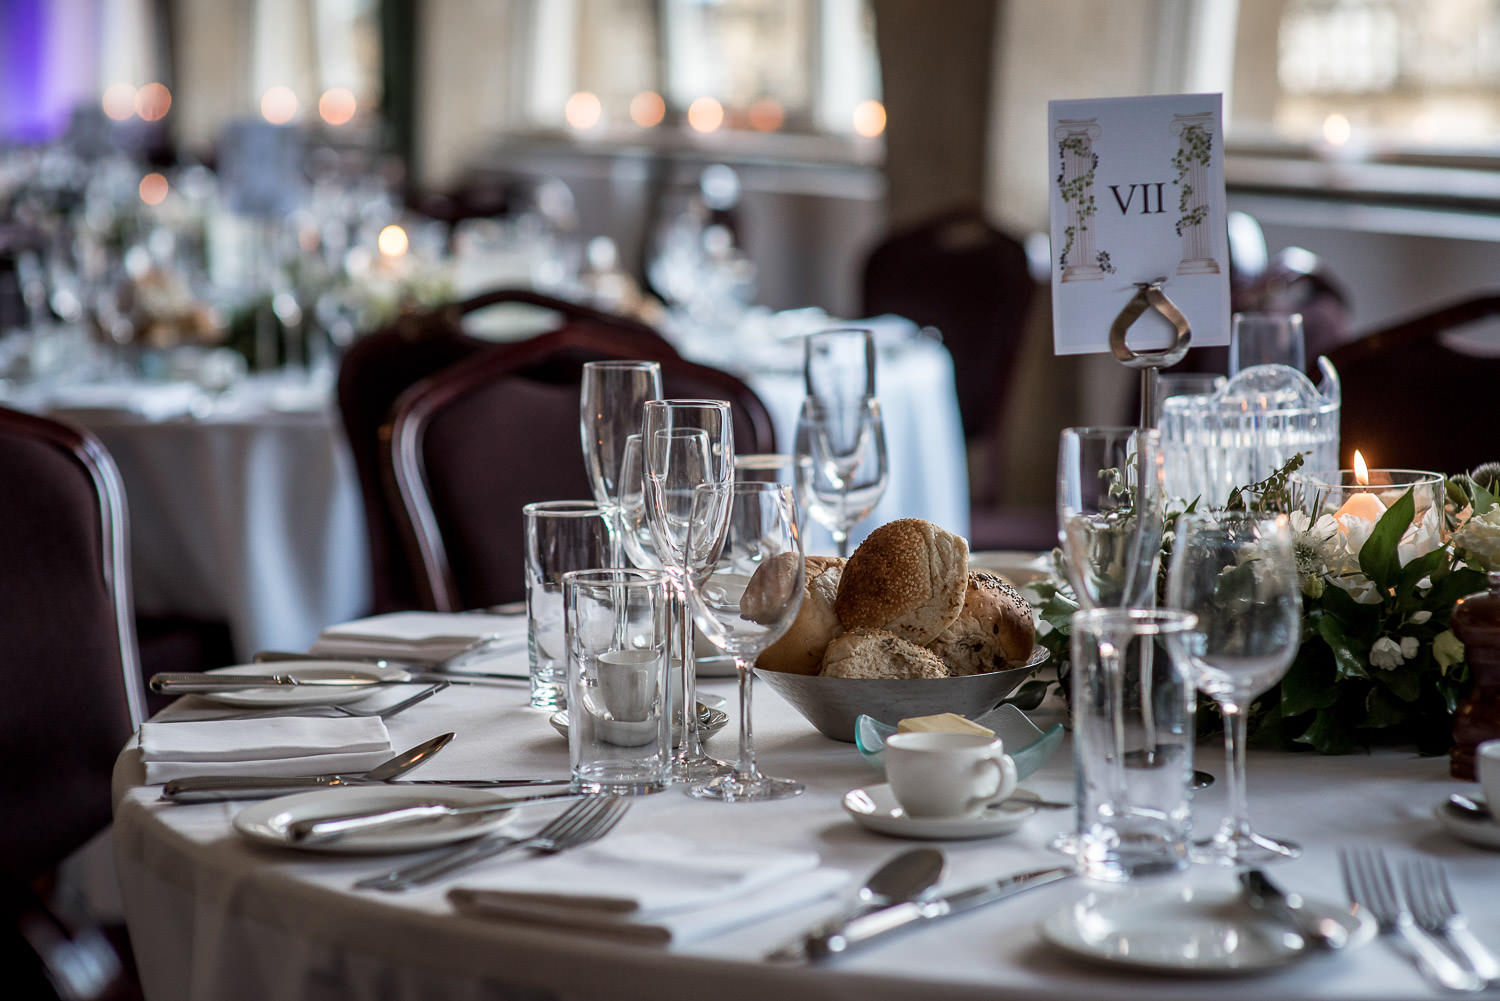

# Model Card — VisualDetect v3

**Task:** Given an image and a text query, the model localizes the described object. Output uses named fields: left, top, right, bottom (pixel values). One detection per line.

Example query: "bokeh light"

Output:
left=102, top=83, right=137, bottom=121
left=377, top=224, right=409, bottom=257
left=319, top=87, right=357, bottom=126
left=853, top=99, right=887, bottom=138
left=139, top=172, right=169, bottom=206
left=564, top=91, right=603, bottom=130
left=686, top=97, right=724, bottom=134
left=747, top=98, right=785, bottom=132
left=1322, top=112, right=1352, bottom=146
left=261, top=86, right=299, bottom=125
left=629, top=91, right=665, bottom=128
left=135, top=82, right=171, bottom=121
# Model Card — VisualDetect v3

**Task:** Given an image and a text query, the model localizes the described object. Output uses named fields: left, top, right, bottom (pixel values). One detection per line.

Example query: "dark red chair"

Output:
left=385, top=326, right=776, bottom=611
left=337, top=288, right=667, bottom=612
left=1328, top=293, right=1500, bottom=474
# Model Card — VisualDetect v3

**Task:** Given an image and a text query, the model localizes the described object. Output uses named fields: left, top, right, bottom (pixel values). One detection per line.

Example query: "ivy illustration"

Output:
left=1056, top=135, right=1099, bottom=267
left=1171, top=124, right=1212, bottom=237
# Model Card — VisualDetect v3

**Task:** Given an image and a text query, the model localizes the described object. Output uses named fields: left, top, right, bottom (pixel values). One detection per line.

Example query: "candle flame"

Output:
left=1353, top=450, right=1369, bottom=486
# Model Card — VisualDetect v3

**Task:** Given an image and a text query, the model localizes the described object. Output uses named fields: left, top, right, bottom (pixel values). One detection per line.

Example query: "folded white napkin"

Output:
left=311, top=612, right=522, bottom=664
left=138, top=717, right=392, bottom=784
left=448, top=833, right=849, bottom=945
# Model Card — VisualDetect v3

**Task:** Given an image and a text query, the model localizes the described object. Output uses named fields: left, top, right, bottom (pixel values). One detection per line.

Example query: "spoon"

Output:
left=1446, top=792, right=1492, bottom=821
left=766, top=848, right=945, bottom=961
left=161, top=732, right=456, bottom=802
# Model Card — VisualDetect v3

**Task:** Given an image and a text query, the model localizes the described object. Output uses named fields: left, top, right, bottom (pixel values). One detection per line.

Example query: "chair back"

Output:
left=0, top=406, right=145, bottom=882
left=860, top=206, right=1035, bottom=442
left=386, top=326, right=776, bottom=611
left=337, top=288, right=667, bottom=612
left=1328, top=293, right=1500, bottom=474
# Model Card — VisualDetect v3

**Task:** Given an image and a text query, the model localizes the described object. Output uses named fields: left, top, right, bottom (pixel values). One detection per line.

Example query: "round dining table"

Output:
left=111, top=613, right=1496, bottom=1001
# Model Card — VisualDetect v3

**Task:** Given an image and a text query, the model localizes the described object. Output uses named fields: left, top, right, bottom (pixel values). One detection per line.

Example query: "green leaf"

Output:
left=1380, top=666, right=1422, bottom=703
left=1365, top=686, right=1407, bottom=727
left=1295, top=707, right=1357, bottom=754
left=1397, top=546, right=1448, bottom=595
left=1317, top=613, right=1369, bottom=680
left=1318, top=582, right=1368, bottom=625
left=1280, top=656, right=1337, bottom=715
left=1472, top=480, right=1498, bottom=516
left=1359, top=489, right=1414, bottom=589
left=1427, top=567, right=1489, bottom=611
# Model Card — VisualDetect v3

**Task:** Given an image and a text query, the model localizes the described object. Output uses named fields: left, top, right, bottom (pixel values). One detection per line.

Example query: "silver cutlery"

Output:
left=1340, top=846, right=1483, bottom=992
left=1239, top=868, right=1349, bottom=950
left=255, top=634, right=528, bottom=672
left=256, top=652, right=534, bottom=682
left=150, top=670, right=521, bottom=694
left=799, top=865, right=1073, bottom=960
left=1402, top=857, right=1500, bottom=984
left=357, top=796, right=630, bottom=892
left=1446, top=793, right=1492, bottom=821
left=768, top=848, right=945, bottom=961
left=288, top=790, right=591, bottom=844
left=203, top=681, right=449, bottom=722
left=161, top=732, right=454, bottom=802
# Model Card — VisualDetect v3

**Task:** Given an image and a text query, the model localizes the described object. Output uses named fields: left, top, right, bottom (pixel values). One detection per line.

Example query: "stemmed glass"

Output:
left=580, top=360, right=663, bottom=562
left=1167, top=511, right=1302, bottom=864
left=684, top=481, right=805, bottom=801
left=1056, top=427, right=1165, bottom=610
left=804, top=327, right=876, bottom=404
left=617, top=433, right=659, bottom=572
left=793, top=396, right=888, bottom=557
left=642, top=399, right=735, bottom=781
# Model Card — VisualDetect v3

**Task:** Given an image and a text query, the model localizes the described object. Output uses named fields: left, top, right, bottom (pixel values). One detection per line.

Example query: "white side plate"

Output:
left=1041, top=883, right=1375, bottom=975
left=199, top=662, right=401, bottom=707
left=234, top=786, right=517, bottom=854
left=842, top=785, right=1039, bottom=840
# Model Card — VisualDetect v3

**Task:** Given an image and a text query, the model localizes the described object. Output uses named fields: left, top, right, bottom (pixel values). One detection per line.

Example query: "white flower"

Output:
left=1399, top=635, right=1419, bottom=660
left=1398, top=505, right=1445, bottom=565
left=1453, top=506, right=1500, bottom=572
left=1340, top=514, right=1376, bottom=555
left=1369, top=636, right=1405, bottom=670
left=1408, top=610, right=1432, bottom=625
left=1434, top=630, right=1466, bottom=670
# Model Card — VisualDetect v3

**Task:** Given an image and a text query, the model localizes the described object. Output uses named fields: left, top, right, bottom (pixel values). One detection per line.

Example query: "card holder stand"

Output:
left=1108, top=278, right=1192, bottom=429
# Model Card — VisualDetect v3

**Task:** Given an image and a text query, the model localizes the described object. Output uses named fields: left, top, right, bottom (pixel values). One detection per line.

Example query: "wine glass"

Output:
left=1167, top=511, right=1303, bottom=864
left=642, top=399, right=735, bottom=781
left=793, top=396, right=888, bottom=556
left=684, top=481, right=805, bottom=801
left=1229, top=312, right=1306, bottom=377
left=1056, top=427, right=1165, bottom=610
left=617, top=433, right=660, bottom=572
left=804, top=327, right=876, bottom=405
left=580, top=360, right=663, bottom=562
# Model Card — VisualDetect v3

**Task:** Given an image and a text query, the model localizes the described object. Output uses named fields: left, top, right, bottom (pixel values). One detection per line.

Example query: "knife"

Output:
left=801, top=865, right=1074, bottom=960
left=1239, top=869, right=1350, bottom=950
left=162, top=775, right=574, bottom=802
left=254, top=649, right=529, bottom=680
left=149, top=671, right=520, bottom=693
left=286, top=789, right=590, bottom=844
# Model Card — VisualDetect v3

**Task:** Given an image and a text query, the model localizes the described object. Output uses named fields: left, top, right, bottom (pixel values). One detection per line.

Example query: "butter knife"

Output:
left=162, top=776, right=573, bottom=803
left=286, top=790, right=590, bottom=843
left=150, top=671, right=518, bottom=693
left=1240, top=869, right=1350, bottom=950
left=801, top=865, right=1074, bottom=960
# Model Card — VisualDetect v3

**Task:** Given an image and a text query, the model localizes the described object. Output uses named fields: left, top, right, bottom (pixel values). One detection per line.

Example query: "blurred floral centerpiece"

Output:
left=1029, top=456, right=1500, bottom=754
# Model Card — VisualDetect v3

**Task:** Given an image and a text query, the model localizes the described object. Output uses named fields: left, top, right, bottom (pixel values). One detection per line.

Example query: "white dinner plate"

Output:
left=842, top=785, right=1039, bottom=840
left=1041, top=883, right=1375, bottom=975
left=234, top=786, right=517, bottom=854
left=198, top=662, right=401, bottom=707
left=1434, top=796, right=1500, bottom=850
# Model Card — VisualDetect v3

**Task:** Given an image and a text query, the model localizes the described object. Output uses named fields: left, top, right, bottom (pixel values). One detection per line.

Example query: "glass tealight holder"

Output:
left=1290, top=468, right=1448, bottom=549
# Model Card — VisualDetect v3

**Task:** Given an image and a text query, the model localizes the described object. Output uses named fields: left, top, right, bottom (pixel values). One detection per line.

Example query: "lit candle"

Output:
left=1333, top=450, right=1387, bottom=527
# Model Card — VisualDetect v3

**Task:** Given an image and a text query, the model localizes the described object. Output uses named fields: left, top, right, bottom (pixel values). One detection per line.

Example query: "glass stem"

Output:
left=734, top=657, right=758, bottom=780
left=1218, top=699, right=1251, bottom=845
left=833, top=530, right=850, bottom=558
left=678, top=582, right=702, bottom=760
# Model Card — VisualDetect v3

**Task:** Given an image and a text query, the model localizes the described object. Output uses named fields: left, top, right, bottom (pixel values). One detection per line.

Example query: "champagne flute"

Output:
left=617, top=433, right=660, bottom=572
left=642, top=399, right=735, bottom=780
left=1056, top=427, right=1164, bottom=610
left=580, top=360, right=663, bottom=562
left=804, top=326, right=876, bottom=404
left=793, top=396, right=888, bottom=556
left=685, top=481, right=805, bottom=801
left=1167, top=511, right=1302, bottom=864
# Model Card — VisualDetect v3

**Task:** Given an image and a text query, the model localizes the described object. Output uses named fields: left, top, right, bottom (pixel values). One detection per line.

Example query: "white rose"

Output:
left=1453, top=507, right=1500, bottom=572
left=1408, top=610, right=1432, bottom=625
left=1399, top=635, right=1419, bottom=660
left=1369, top=636, right=1405, bottom=670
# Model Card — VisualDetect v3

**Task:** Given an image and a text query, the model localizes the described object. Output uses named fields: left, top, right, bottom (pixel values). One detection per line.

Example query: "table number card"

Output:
left=1048, top=94, right=1230, bottom=356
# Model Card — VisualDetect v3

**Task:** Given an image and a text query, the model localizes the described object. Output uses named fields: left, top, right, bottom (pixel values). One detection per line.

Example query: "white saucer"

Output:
left=234, top=786, right=516, bottom=854
left=842, top=785, right=1039, bottom=840
left=200, top=662, right=399, bottom=707
left=1041, top=883, right=1375, bottom=975
left=1434, top=796, right=1500, bottom=850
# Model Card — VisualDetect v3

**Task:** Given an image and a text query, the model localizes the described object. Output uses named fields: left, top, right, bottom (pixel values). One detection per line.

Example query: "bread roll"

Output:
left=833, top=519, right=969, bottom=645
left=753, top=557, right=845, bottom=675
left=927, top=571, right=1036, bottom=676
left=820, top=628, right=948, bottom=679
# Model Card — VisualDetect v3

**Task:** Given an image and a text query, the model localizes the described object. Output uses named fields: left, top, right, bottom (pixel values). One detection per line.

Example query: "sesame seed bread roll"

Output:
left=751, top=556, right=845, bottom=675
left=927, top=570, right=1036, bottom=676
left=833, top=519, right=969, bottom=645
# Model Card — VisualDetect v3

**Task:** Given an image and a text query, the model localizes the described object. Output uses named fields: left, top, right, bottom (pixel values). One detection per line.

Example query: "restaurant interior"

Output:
left=5, top=1, right=1500, bottom=999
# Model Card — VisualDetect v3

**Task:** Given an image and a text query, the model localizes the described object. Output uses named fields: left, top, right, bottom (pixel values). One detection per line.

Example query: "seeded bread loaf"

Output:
left=819, top=627, right=948, bottom=679
left=752, top=556, right=845, bottom=675
left=833, top=519, right=969, bottom=645
left=926, top=571, right=1036, bottom=676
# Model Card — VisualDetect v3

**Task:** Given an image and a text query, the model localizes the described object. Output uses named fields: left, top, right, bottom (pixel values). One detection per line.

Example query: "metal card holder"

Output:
left=1109, top=278, right=1191, bottom=429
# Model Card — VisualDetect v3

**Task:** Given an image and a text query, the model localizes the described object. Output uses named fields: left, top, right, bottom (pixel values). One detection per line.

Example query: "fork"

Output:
left=210, top=681, right=449, bottom=722
left=354, top=796, right=630, bottom=892
left=1402, top=857, right=1500, bottom=984
left=1339, top=846, right=1484, bottom=992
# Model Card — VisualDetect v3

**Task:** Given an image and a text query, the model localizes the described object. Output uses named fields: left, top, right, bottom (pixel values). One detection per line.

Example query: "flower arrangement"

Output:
left=1024, top=456, right=1500, bottom=754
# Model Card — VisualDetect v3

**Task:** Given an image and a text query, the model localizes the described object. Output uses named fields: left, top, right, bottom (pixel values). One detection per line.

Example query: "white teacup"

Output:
left=596, top=649, right=660, bottom=722
left=884, top=732, right=1019, bottom=819
left=1478, top=739, right=1500, bottom=819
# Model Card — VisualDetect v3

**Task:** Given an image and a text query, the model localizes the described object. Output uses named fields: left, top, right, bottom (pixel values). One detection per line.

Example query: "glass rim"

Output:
left=1292, top=468, right=1446, bottom=487
left=1060, top=425, right=1162, bottom=439
left=560, top=567, right=670, bottom=587
left=1071, top=607, right=1199, bottom=636
left=522, top=499, right=607, bottom=517
left=581, top=359, right=662, bottom=371
left=642, top=398, right=731, bottom=409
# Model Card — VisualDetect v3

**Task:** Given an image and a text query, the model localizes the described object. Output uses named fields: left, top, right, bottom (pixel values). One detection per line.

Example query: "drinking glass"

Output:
left=684, top=482, right=805, bottom=801
left=1056, top=427, right=1164, bottom=610
left=793, top=396, right=888, bottom=557
left=804, top=327, right=876, bottom=406
left=1166, top=511, right=1303, bottom=864
left=642, top=399, right=735, bottom=781
left=1228, top=312, right=1305, bottom=376
left=617, top=433, right=660, bottom=572
left=580, top=359, right=663, bottom=562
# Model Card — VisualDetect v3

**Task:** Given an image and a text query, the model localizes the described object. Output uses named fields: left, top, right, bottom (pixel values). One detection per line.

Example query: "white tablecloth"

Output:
left=112, top=615, right=1496, bottom=1001
left=14, top=376, right=372, bottom=660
